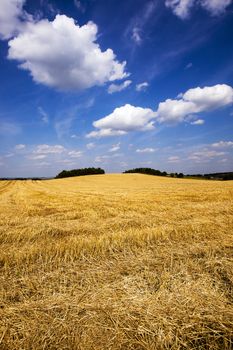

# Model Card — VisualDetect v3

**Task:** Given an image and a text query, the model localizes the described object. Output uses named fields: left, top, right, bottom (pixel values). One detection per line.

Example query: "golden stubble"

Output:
left=0, top=174, right=233, bottom=349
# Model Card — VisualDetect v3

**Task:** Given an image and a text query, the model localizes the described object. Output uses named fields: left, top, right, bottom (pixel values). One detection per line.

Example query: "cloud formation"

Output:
left=212, top=141, right=233, bottom=148
left=136, top=82, right=149, bottom=91
left=109, top=143, right=121, bottom=152
left=108, top=80, right=132, bottom=94
left=68, top=150, right=83, bottom=158
left=87, top=84, right=233, bottom=137
left=165, top=0, right=232, bottom=19
left=136, top=148, right=155, bottom=153
left=15, top=144, right=26, bottom=150
left=190, top=119, right=205, bottom=125
left=87, top=104, right=156, bottom=138
left=34, top=144, right=65, bottom=154
left=8, top=14, right=128, bottom=90
left=0, top=1, right=128, bottom=91
left=0, top=0, right=26, bottom=39
left=157, top=84, right=233, bottom=123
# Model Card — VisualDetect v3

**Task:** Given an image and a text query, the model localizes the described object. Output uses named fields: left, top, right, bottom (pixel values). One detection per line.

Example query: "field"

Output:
left=0, top=174, right=233, bottom=350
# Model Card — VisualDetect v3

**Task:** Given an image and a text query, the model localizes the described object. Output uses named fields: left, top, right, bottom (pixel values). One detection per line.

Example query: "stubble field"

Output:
left=0, top=174, right=233, bottom=349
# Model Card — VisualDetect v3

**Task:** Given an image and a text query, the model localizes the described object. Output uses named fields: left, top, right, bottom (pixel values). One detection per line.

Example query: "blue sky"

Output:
left=0, top=0, right=233, bottom=177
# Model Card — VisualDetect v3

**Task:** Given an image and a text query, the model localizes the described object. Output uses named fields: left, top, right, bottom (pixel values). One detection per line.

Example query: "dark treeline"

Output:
left=123, top=167, right=184, bottom=178
left=124, top=168, right=167, bottom=176
left=55, top=167, right=105, bottom=179
left=186, top=172, right=233, bottom=180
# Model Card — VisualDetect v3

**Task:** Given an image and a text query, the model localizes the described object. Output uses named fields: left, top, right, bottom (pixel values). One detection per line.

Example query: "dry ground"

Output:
left=0, top=174, right=233, bottom=350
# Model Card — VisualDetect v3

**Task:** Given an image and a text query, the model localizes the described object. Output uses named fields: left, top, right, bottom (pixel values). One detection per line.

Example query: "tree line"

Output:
left=123, top=168, right=184, bottom=178
left=55, top=167, right=105, bottom=178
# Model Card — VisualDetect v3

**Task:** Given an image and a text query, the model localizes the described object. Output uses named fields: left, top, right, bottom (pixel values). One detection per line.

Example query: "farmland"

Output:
left=0, top=174, right=233, bottom=349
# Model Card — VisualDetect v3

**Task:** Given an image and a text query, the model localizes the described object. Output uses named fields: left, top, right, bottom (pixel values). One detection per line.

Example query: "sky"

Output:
left=0, top=0, right=233, bottom=177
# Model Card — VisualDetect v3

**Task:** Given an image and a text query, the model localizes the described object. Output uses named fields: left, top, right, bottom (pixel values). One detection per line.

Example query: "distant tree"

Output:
left=177, top=173, right=184, bottom=178
left=55, top=167, right=105, bottom=179
left=123, top=168, right=168, bottom=176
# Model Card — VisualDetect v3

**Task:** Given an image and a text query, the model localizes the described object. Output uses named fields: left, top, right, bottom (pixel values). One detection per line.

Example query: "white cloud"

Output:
left=86, top=142, right=95, bottom=149
left=200, top=0, right=232, bottom=16
left=212, top=141, right=233, bottom=148
left=87, top=84, right=233, bottom=137
left=157, top=84, right=233, bottom=123
left=136, top=148, right=156, bottom=153
left=86, top=129, right=127, bottom=138
left=190, top=119, right=205, bottom=125
left=15, top=143, right=25, bottom=150
left=108, top=80, right=132, bottom=94
left=88, top=104, right=156, bottom=138
left=157, top=98, right=196, bottom=123
left=136, top=82, right=149, bottom=92
left=28, top=154, right=47, bottom=160
left=94, top=155, right=110, bottom=163
left=109, top=143, right=120, bottom=152
left=34, top=144, right=65, bottom=154
left=182, top=84, right=233, bottom=111
left=68, top=150, right=83, bottom=158
left=187, top=149, right=226, bottom=162
left=0, top=0, right=26, bottom=39
left=168, top=156, right=180, bottom=162
left=166, top=0, right=232, bottom=19
left=7, top=14, right=128, bottom=91
left=165, top=0, right=195, bottom=19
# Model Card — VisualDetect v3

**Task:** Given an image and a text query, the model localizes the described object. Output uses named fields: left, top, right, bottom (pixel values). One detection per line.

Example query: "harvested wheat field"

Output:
left=0, top=174, right=233, bottom=350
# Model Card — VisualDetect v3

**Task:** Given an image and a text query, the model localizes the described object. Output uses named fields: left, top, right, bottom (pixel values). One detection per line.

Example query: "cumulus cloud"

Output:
left=34, top=144, right=65, bottom=154
left=182, top=84, right=233, bottom=110
left=0, top=0, right=27, bottom=39
left=212, top=141, right=233, bottom=148
left=15, top=144, right=26, bottom=150
left=87, top=104, right=156, bottom=138
left=165, top=0, right=232, bottom=19
left=136, top=82, right=149, bottom=92
left=157, top=99, right=196, bottom=123
left=108, top=80, right=132, bottom=94
left=5, top=10, right=128, bottom=91
left=87, top=84, right=233, bottom=137
left=136, top=148, right=155, bottom=153
left=157, top=84, right=233, bottom=123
